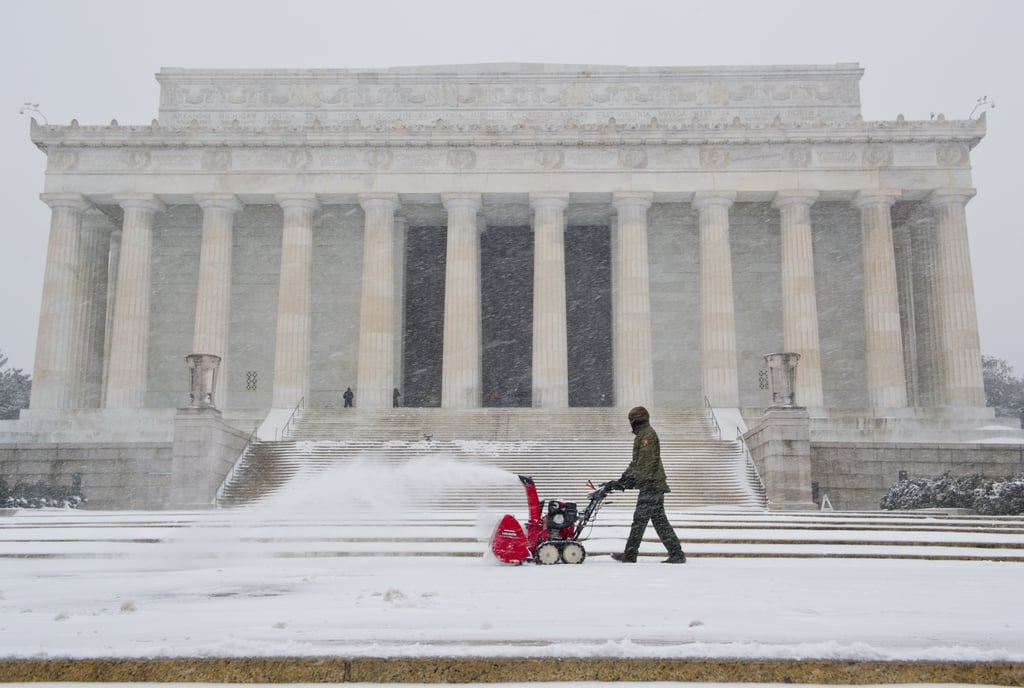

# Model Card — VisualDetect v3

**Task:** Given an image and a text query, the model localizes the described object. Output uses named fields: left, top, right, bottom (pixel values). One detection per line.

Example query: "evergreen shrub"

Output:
left=880, top=472, right=1024, bottom=515
left=0, top=474, right=85, bottom=508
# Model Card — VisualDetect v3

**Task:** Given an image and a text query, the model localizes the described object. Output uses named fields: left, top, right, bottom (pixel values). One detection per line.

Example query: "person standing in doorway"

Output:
left=611, top=406, right=686, bottom=564
left=393, top=387, right=401, bottom=407
left=343, top=387, right=354, bottom=408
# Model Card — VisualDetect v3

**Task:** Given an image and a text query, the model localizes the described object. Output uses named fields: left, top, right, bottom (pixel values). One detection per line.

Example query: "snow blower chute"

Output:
left=490, top=475, right=621, bottom=565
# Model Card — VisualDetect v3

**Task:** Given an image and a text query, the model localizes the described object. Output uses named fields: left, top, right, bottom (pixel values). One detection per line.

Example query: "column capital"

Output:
left=39, top=192, right=91, bottom=211
left=529, top=192, right=570, bottom=210
left=928, top=188, right=977, bottom=206
left=852, top=189, right=901, bottom=209
left=274, top=193, right=320, bottom=211
left=357, top=192, right=400, bottom=211
left=441, top=192, right=482, bottom=211
left=113, top=193, right=165, bottom=213
left=692, top=191, right=737, bottom=210
left=612, top=191, right=653, bottom=209
left=772, top=190, right=820, bottom=210
left=194, top=193, right=243, bottom=213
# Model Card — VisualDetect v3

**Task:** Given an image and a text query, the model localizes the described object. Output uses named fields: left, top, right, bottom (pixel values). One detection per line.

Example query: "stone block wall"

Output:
left=0, top=443, right=173, bottom=509
left=811, top=442, right=1024, bottom=510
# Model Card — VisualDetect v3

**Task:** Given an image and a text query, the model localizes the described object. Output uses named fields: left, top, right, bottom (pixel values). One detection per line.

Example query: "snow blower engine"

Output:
left=490, top=475, right=622, bottom=565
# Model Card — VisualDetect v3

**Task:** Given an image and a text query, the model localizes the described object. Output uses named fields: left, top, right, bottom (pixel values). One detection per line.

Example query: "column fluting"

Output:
left=909, top=215, right=943, bottom=406
left=530, top=192, right=570, bottom=408
left=773, top=191, right=824, bottom=408
left=440, top=193, right=483, bottom=408
left=271, top=194, right=319, bottom=408
left=929, top=189, right=985, bottom=407
left=71, top=213, right=113, bottom=408
left=612, top=191, right=655, bottom=408
left=356, top=193, right=400, bottom=409
left=31, top=194, right=91, bottom=409
left=695, top=191, right=739, bottom=407
left=192, top=194, right=242, bottom=408
left=105, top=194, right=164, bottom=408
left=854, top=190, right=907, bottom=408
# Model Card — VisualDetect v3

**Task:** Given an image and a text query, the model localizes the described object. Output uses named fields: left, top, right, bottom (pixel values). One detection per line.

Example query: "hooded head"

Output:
left=627, top=406, right=650, bottom=432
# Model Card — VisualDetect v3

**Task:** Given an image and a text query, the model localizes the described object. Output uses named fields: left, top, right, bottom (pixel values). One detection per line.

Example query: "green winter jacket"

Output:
left=622, top=421, right=670, bottom=493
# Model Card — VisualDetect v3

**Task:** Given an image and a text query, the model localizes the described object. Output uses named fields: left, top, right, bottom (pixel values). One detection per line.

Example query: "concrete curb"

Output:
left=2, top=657, right=1023, bottom=685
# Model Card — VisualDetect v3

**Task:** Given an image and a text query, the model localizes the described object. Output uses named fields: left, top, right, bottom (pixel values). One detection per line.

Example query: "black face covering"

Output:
left=630, top=418, right=647, bottom=433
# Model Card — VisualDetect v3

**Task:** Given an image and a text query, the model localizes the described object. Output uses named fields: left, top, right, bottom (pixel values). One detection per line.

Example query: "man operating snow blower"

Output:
left=609, top=406, right=687, bottom=564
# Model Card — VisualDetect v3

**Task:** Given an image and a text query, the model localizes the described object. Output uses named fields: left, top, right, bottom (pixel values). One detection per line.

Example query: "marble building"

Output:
left=2, top=63, right=1016, bottom=509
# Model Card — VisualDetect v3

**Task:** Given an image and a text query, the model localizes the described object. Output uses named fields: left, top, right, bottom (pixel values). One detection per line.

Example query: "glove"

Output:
left=605, top=479, right=622, bottom=491
left=619, top=475, right=637, bottom=490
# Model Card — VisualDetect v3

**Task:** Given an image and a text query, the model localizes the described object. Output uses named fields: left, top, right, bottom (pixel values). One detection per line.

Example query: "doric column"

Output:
left=71, top=212, right=113, bottom=408
left=105, top=194, right=164, bottom=408
left=853, top=190, right=907, bottom=408
left=356, top=193, right=400, bottom=409
left=271, top=194, right=319, bottom=409
left=101, top=228, right=122, bottom=407
left=30, top=193, right=91, bottom=409
left=612, top=192, right=655, bottom=407
left=773, top=191, right=824, bottom=408
left=192, top=194, right=242, bottom=408
left=393, top=215, right=407, bottom=401
left=530, top=192, right=570, bottom=408
left=929, top=189, right=985, bottom=406
left=694, top=191, right=739, bottom=407
left=440, top=193, right=482, bottom=408
left=909, top=215, right=943, bottom=406
left=892, top=218, right=919, bottom=405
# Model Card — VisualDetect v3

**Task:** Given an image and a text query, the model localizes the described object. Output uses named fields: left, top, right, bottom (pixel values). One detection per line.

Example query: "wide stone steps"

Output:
left=216, top=438, right=764, bottom=510
left=217, top=406, right=766, bottom=510
left=4, top=509, right=1024, bottom=562
left=289, top=407, right=720, bottom=441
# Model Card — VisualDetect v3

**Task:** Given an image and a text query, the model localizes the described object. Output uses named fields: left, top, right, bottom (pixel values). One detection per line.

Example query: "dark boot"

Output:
left=662, top=552, right=687, bottom=564
left=611, top=553, right=636, bottom=563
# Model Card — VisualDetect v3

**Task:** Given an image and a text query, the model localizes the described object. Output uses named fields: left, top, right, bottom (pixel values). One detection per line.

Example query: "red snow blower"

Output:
left=490, top=475, right=621, bottom=565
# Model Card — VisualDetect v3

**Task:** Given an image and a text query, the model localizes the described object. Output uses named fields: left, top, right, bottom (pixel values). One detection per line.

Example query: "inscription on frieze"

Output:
left=156, top=65, right=865, bottom=130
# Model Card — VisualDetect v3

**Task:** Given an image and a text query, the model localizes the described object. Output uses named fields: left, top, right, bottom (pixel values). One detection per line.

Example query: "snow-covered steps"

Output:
left=216, top=438, right=766, bottom=510
left=218, top=406, right=765, bottom=510
left=2, top=509, right=1023, bottom=563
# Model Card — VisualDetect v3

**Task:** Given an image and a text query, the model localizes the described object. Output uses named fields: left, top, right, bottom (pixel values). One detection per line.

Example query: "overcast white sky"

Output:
left=0, top=0, right=1020, bottom=375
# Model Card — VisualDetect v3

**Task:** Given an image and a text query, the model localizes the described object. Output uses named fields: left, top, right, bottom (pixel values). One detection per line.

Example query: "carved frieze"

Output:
left=50, top=149, right=79, bottom=171
left=447, top=149, right=476, bottom=170
left=618, top=147, right=648, bottom=169
left=785, top=146, right=812, bottom=168
left=123, top=150, right=151, bottom=170
left=201, top=150, right=232, bottom=171
left=863, top=146, right=893, bottom=168
left=700, top=147, right=730, bottom=169
left=536, top=149, right=564, bottom=170
left=936, top=143, right=968, bottom=167
left=155, top=64, right=866, bottom=130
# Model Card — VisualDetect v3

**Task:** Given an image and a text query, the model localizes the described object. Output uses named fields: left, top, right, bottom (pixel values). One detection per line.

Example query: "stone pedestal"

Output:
left=169, top=406, right=244, bottom=509
left=745, top=407, right=816, bottom=510
left=745, top=352, right=816, bottom=510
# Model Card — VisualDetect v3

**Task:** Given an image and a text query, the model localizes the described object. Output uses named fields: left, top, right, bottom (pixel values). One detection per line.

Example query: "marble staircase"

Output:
left=216, top=408, right=767, bottom=511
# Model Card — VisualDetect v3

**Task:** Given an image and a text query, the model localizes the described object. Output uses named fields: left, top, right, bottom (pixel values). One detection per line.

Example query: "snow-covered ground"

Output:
left=2, top=460, right=1023, bottom=663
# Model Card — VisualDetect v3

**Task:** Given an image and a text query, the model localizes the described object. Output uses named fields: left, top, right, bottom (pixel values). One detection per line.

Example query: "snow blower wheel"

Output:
left=536, top=542, right=560, bottom=564
left=560, top=541, right=586, bottom=564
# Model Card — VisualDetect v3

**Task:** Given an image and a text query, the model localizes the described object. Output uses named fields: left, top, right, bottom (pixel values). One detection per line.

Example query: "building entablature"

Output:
left=29, top=114, right=985, bottom=151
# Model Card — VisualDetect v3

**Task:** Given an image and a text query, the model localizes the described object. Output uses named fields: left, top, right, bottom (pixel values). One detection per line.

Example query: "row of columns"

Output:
left=29, top=188, right=985, bottom=412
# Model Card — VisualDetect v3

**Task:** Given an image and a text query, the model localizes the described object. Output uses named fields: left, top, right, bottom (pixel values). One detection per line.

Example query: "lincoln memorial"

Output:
left=1, top=63, right=1019, bottom=510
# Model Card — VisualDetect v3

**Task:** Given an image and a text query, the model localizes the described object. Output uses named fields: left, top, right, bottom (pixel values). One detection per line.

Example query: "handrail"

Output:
left=736, top=428, right=769, bottom=510
left=277, top=396, right=305, bottom=440
left=215, top=422, right=261, bottom=508
left=703, top=395, right=722, bottom=440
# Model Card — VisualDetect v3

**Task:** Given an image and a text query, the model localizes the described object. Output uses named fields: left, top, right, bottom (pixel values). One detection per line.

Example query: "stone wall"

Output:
left=0, top=443, right=173, bottom=509
left=811, top=442, right=1024, bottom=510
